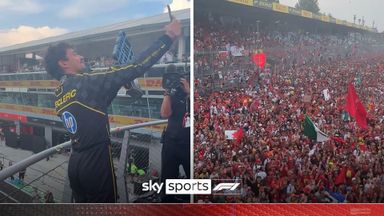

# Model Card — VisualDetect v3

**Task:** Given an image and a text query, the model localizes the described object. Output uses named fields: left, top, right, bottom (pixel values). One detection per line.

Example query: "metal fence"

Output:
left=0, top=120, right=167, bottom=203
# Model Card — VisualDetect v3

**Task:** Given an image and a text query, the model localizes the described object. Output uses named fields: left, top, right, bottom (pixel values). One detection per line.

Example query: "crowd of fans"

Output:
left=194, top=18, right=384, bottom=203
left=195, top=20, right=378, bottom=91
left=86, top=56, right=115, bottom=68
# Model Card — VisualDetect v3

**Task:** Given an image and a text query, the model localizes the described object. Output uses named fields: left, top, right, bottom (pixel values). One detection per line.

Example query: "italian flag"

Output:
left=303, top=115, right=329, bottom=142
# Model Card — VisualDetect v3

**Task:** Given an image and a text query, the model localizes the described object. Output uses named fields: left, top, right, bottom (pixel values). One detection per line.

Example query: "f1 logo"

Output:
left=212, top=183, right=240, bottom=192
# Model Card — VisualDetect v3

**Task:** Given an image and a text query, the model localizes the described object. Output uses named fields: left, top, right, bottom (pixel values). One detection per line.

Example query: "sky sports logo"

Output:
left=142, top=179, right=241, bottom=195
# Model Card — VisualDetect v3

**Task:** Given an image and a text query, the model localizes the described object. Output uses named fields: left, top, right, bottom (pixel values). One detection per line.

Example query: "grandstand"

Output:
left=0, top=9, right=190, bottom=203
left=194, top=0, right=384, bottom=203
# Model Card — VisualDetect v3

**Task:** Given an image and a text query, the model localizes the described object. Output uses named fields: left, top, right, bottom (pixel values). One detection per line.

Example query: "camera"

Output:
left=162, top=72, right=182, bottom=95
left=162, top=63, right=190, bottom=96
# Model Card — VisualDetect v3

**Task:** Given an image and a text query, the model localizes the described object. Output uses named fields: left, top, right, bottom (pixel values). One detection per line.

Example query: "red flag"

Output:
left=233, top=128, right=244, bottom=144
left=355, top=100, right=367, bottom=129
left=345, top=83, right=358, bottom=117
left=344, top=83, right=367, bottom=129
left=252, top=52, right=266, bottom=69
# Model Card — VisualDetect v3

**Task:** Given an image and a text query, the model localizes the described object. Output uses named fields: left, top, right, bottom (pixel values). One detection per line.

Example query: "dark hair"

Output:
left=165, top=64, right=177, bottom=73
left=44, top=42, right=72, bottom=80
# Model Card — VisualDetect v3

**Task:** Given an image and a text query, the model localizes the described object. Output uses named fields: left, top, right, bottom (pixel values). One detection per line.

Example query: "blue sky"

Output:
left=1, top=0, right=380, bottom=49
left=0, top=0, right=190, bottom=48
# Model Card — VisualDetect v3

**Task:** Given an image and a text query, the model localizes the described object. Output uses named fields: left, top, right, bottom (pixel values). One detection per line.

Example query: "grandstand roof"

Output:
left=0, top=9, right=189, bottom=55
left=196, top=0, right=377, bottom=37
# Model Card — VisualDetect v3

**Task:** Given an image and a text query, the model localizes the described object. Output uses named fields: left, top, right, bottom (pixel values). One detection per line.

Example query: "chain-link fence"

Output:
left=111, top=128, right=164, bottom=203
left=0, top=121, right=166, bottom=203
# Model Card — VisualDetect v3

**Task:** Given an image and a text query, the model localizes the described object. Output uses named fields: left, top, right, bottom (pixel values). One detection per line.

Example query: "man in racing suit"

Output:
left=43, top=18, right=181, bottom=203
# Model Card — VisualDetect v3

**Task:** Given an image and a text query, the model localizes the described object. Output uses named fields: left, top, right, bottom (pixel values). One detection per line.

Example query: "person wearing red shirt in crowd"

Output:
left=194, top=19, right=384, bottom=203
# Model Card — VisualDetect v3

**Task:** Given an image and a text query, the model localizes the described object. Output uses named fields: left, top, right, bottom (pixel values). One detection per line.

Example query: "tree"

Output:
left=295, top=0, right=320, bottom=13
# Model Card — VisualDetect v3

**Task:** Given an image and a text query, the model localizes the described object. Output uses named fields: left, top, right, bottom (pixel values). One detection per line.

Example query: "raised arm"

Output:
left=83, top=17, right=182, bottom=106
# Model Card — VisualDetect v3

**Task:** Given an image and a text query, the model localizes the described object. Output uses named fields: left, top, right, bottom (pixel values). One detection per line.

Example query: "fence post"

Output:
left=116, top=130, right=130, bottom=203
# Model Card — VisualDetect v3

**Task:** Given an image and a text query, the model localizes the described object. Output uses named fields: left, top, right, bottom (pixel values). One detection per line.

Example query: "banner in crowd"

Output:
left=230, top=45, right=244, bottom=56
left=225, top=130, right=236, bottom=140
left=322, top=89, right=331, bottom=101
